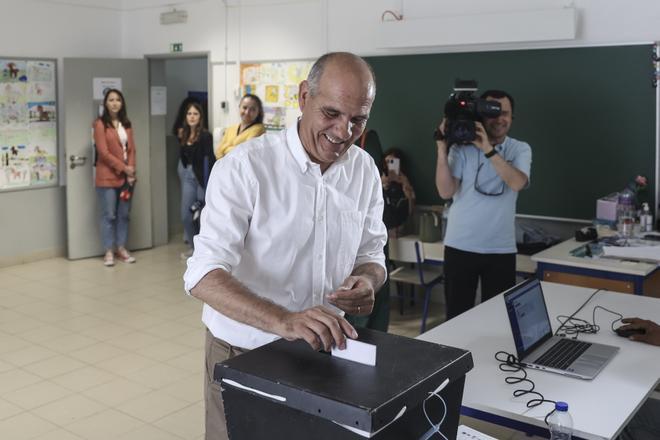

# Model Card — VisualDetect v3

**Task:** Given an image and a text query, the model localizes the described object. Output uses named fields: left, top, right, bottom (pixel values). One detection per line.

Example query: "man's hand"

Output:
left=620, top=318, right=660, bottom=346
left=474, top=122, right=494, bottom=154
left=435, top=118, right=449, bottom=155
left=124, top=165, right=136, bottom=178
left=327, top=275, right=376, bottom=316
left=279, top=306, right=357, bottom=351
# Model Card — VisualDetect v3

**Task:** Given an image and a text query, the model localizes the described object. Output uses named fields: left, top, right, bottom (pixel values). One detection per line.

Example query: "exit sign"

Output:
left=170, top=43, right=183, bottom=53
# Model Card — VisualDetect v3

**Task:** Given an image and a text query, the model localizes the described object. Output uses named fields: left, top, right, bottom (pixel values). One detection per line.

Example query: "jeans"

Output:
left=178, top=161, right=206, bottom=245
left=97, top=186, right=131, bottom=250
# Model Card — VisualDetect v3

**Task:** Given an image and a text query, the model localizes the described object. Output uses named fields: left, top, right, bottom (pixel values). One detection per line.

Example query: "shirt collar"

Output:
left=286, top=123, right=313, bottom=173
left=285, top=122, right=352, bottom=174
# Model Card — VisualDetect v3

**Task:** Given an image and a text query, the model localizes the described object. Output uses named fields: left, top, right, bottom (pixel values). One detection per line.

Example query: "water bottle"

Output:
left=641, top=202, right=653, bottom=233
left=548, top=401, right=573, bottom=440
left=616, top=189, right=636, bottom=237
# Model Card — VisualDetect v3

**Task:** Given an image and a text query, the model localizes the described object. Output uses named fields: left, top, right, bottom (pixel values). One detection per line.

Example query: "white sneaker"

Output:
left=180, top=248, right=193, bottom=260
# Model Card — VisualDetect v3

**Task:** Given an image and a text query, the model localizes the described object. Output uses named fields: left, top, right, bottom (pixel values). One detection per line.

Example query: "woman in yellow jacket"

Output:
left=215, top=94, right=265, bottom=159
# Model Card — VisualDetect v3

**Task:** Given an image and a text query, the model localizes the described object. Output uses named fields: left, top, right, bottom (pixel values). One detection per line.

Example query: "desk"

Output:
left=422, top=241, right=537, bottom=277
left=389, top=235, right=537, bottom=277
left=532, top=238, right=660, bottom=296
left=418, top=282, right=660, bottom=440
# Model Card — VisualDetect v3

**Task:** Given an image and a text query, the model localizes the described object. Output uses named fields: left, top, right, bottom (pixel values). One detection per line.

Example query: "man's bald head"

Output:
left=306, top=52, right=376, bottom=98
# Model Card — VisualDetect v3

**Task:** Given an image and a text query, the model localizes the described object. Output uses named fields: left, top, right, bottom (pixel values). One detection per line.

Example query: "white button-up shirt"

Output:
left=184, top=124, right=387, bottom=349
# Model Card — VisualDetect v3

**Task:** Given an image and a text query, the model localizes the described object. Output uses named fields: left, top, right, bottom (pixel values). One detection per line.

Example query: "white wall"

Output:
left=121, top=0, right=660, bottom=132
left=4, top=0, right=660, bottom=264
left=0, top=1, right=122, bottom=266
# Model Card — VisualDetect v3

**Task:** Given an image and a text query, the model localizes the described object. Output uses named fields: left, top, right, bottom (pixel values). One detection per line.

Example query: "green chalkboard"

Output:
left=365, top=45, right=656, bottom=219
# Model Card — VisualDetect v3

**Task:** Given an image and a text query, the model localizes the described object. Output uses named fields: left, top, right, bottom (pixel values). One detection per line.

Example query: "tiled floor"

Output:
left=0, top=242, right=541, bottom=439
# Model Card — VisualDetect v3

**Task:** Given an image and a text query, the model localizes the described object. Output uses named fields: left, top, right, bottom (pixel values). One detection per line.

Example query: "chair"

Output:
left=388, top=239, right=444, bottom=333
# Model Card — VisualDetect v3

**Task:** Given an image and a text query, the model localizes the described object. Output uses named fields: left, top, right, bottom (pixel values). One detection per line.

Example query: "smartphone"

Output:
left=387, top=158, right=400, bottom=175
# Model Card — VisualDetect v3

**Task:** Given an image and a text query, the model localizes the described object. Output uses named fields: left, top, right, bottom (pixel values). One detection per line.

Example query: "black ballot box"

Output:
left=214, top=329, right=473, bottom=439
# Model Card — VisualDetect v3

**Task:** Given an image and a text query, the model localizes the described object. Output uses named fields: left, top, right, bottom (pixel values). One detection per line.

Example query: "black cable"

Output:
left=494, top=351, right=557, bottom=425
left=554, top=292, right=625, bottom=339
left=553, top=289, right=601, bottom=336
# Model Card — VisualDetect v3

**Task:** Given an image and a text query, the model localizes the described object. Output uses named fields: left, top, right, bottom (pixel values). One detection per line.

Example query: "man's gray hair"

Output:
left=306, top=52, right=376, bottom=96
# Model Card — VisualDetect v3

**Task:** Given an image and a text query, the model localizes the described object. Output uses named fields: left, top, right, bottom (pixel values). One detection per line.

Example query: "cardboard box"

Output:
left=215, top=329, right=473, bottom=439
left=597, top=192, right=619, bottom=223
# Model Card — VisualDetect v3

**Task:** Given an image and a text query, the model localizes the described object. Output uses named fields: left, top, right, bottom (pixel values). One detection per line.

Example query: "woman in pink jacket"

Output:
left=94, top=89, right=137, bottom=266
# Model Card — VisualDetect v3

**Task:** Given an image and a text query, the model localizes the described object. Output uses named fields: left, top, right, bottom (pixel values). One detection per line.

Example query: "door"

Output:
left=64, top=58, right=152, bottom=259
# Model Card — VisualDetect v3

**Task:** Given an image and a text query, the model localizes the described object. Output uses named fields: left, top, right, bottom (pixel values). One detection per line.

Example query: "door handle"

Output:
left=69, top=155, right=87, bottom=169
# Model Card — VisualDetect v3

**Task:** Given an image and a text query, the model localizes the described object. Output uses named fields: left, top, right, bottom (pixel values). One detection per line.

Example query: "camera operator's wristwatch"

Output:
left=433, top=128, right=445, bottom=142
left=485, top=148, right=498, bottom=158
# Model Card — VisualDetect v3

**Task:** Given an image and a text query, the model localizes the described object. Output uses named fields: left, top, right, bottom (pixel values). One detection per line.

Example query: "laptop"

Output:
left=503, top=278, right=619, bottom=380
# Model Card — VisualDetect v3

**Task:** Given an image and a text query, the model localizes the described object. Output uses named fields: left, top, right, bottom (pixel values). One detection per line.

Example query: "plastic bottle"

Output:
left=641, top=202, right=653, bottom=233
left=616, top=189, right=636, bottom=237
left=548, top=401, right=573, bottom=440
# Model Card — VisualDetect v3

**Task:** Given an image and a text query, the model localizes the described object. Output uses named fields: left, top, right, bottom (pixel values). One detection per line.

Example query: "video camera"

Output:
left=443, top=79, right=501, bottom=146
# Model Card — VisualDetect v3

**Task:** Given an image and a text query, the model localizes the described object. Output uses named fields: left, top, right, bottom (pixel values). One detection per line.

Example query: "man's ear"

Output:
left=298, top=80, right=309, bottom=112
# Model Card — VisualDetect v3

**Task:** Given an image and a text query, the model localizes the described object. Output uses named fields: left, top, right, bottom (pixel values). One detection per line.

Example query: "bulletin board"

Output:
left=0, top=57, right=58, bottom=191
left=240, top=60, right=313, bottom=131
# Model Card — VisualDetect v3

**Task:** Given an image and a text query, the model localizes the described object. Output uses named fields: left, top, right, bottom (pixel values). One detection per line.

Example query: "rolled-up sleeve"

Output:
left=447, top=145, right=466, bottom=180
left=183, top=153, right=256, bottom=293
left=513, top=141, right=532, bottom=183
left=354, top=165, right=387, bottom=271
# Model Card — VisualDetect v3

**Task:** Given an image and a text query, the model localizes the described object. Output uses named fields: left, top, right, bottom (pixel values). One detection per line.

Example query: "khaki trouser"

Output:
left=204, top=329, right=248, bottom=440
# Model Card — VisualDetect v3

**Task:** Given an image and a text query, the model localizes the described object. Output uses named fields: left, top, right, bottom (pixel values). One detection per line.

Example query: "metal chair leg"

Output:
left=420, top=286, right=433, bottom=333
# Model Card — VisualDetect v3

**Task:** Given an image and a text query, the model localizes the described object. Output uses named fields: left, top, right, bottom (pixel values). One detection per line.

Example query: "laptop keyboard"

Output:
left=533, top=339, right=592, bottom=370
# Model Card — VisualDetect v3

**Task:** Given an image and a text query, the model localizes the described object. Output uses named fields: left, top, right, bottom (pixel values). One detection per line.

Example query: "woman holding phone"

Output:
left=381, top=148, right=415, bottom=235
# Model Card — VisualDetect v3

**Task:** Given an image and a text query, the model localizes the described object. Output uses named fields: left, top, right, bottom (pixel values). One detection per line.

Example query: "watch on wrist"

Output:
left=433, top=128, right=445, bottom=142
left=485, top=148, right=497, bottom=158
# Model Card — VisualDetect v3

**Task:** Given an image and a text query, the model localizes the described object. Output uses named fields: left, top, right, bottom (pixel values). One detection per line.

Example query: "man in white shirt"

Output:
left=184, top=52, right=387, bottom=440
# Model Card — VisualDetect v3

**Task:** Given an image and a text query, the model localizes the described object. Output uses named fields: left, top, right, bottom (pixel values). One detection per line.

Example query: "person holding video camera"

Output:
left=435, top=89, right=532, bottom=320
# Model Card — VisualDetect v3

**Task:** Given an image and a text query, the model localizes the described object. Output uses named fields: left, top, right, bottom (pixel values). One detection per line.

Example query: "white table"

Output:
left=418, top=282, right=660, bottom=440
left=389, top=235, right=537, bottom=276
left=532, top=238, right=660, bottom=296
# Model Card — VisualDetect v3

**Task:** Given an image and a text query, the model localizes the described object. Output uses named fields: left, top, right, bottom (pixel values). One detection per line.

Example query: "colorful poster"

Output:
left=0, top=60, right=27, bottom=82
left=239, top=60, right=313, bottom=131
left=0, top=83, right=28, bottom=126
left=28, top=81, right=55, bottom=102
left=284, top=85, right=299, bottom=108
left=0, top=58, right=57, bottom=190
left=263, top=106, right=286, bottom=131
left=27, top=61, right=54, bottom=82
left=28, top=101, right=56, bottom=123
left=265, top=85, right=280, bottom=104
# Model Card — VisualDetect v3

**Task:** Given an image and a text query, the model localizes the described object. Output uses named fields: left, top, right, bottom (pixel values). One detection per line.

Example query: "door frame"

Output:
left=144, top=51, right=211, bottom=246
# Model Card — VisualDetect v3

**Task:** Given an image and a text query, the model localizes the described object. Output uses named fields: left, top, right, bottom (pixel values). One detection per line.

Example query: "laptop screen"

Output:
left=503, top=279, right=553, bottom=358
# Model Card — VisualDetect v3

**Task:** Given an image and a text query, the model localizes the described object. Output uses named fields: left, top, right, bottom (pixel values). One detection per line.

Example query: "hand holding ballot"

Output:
left=327, top=274, right=377, bottom=317
left=279, top=306, right=357, bottom=352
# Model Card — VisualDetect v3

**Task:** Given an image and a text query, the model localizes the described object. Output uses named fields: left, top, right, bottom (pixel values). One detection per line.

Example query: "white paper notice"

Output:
left=602, top=246, right=660, bottom=263
left=93, top=77, right=122, bottom=100
left=331, top=339, right=377, bottom=366
left=150, top=86, right=167, bottom=115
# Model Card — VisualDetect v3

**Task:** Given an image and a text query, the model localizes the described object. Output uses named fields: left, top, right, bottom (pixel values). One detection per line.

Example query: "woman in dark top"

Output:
left=177, top=101, right=214, bottom=258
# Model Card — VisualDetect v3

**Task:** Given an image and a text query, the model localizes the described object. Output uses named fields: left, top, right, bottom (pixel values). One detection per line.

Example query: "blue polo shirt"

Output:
left=444, top=136, right=532, bottom=254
